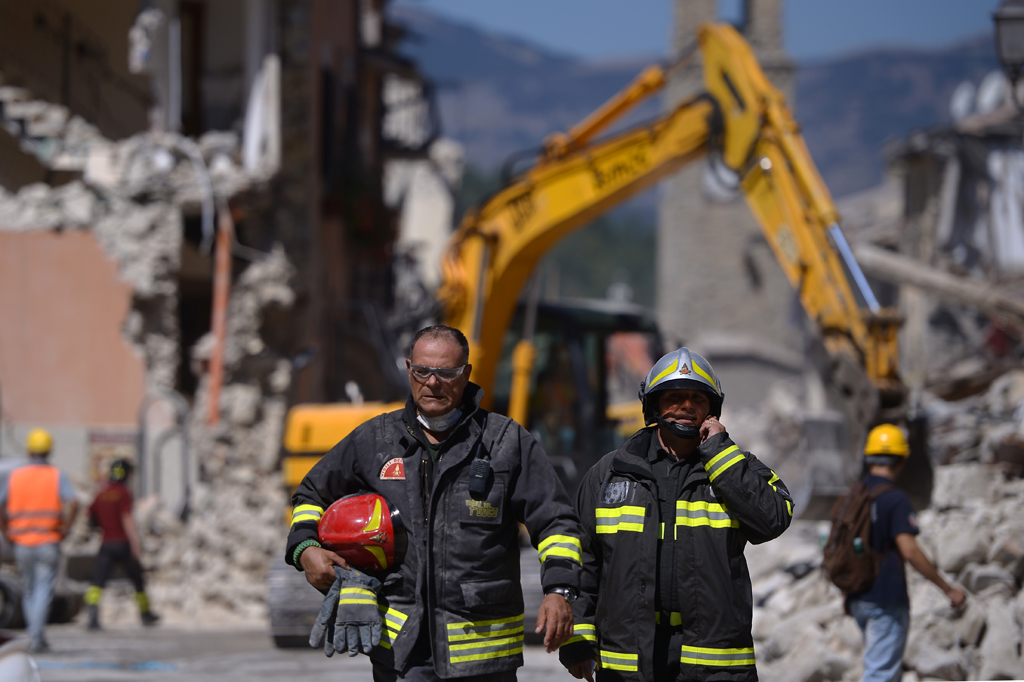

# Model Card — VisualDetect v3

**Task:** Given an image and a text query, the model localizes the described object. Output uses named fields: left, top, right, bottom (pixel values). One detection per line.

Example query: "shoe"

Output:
left=28, top=640, right=51, bottom=654
left=141, top=611, right=160, bottom=627
left=86, top=604, right=101, bottom=630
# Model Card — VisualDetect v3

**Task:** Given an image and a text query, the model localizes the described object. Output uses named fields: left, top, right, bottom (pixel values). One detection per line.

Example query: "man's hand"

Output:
left=567, top=659, right=596, bottom=682
left=946, top=586, right=967, bottom=609
left=700, top=415, right=726, bottom=442
left=300, top=546, right=350, bottom=591
left=536, top=592, right=573, bottom=653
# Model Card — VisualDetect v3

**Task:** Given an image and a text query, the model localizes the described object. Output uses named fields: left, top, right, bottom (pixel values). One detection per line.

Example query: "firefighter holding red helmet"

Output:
left=286, top=325, right=584, bottom=681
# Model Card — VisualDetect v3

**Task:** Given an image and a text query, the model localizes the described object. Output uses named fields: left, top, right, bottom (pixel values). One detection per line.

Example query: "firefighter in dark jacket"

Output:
left=560, top=347, right=793, bottom=682
left=286, top=325, right=583, bottom=681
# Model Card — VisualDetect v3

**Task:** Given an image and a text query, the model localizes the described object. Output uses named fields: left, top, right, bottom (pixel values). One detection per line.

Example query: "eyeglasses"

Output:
left=409, top=364, right=467, bottom=383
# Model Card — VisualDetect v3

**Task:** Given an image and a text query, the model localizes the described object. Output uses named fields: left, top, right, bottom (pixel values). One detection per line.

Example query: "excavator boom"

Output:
left=439, top=23, right=902, bottom=414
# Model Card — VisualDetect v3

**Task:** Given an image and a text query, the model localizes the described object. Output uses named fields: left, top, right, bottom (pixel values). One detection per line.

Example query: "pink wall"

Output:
left=0, top=230, right=146, bottom=425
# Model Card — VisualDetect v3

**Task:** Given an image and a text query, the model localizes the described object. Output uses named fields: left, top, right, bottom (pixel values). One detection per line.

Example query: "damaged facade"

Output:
left=0, top=0, right=453, bottom=623
left=715, top=71, right=1024, bottom=680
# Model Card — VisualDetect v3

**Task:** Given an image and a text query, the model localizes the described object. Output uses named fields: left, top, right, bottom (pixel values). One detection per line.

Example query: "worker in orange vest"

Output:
left=0, top=429, right=79, bottom=653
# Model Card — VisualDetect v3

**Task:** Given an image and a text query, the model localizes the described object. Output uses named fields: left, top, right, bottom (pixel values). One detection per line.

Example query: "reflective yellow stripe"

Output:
left=290, top=504, right=324, bottom=527
left=449, top=636, right=524, bottom=663
left=691, top=362, right=719, bottom=391
left=562, top=622, right=597, bottom=646
left=705, top=446, right=738, bottom=469
left=450, top=635, right=523, bottom=651
left=538, top=534, right=581, bottom=552
left=84, top=586, right=102, bottom=606
left=675, top=500, right=738, bottom=529
left=655, top=611, right=682, bottom=626
left=539, top=546, right=582, bottom=562
left=595, top=506, right=645, bottom=534
left=648, top=359, right=679, bottom=389
left=680, top=644, right=755, bottom=666
left=447, top=615, right=526, bottom=664
left=339, top=587, right=377, bottom=606
left=378, top=605, right=409, bottom=650
left=448, top=624, right=524, bottom=642
left=447, top=613, right=523, bottom=630
left=786, top=500, right=793, bottom=516
left=538, top=534, right=582, bottom=564
left=381, top=607, right=409, bottom=626
left=659, top=522, right=664, bottom=540
left=600, top=650, right=639, bottom=672
left=705, top=446, right=744, bottom=482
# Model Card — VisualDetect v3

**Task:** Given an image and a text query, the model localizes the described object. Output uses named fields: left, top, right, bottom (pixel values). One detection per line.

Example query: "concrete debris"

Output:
left=0, top=82, right=296, bottom=627
left=853, top=243, right=1024, bottom=328
left=0, top=181, right=99, bottom=229
left=743, top=367, right=1024, bottom=681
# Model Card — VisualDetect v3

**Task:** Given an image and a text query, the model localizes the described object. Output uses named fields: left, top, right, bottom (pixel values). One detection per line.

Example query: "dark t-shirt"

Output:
left=89, top=482, right=132, bottom=544
left=849, top=474, right=919, bottom=607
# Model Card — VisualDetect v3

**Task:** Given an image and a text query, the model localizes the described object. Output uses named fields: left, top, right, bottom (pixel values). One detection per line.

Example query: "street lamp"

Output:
left=994, top=0, right=1024, bottom=108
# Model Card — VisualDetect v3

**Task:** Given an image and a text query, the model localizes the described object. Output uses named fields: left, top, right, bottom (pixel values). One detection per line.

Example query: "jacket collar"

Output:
left=608, top=428, right=658, bottom=482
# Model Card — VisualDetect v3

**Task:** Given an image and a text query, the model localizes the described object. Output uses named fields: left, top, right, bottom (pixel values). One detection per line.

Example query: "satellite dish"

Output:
left=949, top=81, right=976, bottom=122
left=977, top=71, right=1009, bottom=114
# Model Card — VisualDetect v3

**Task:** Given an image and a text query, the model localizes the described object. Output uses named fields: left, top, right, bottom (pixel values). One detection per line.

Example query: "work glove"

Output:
left=309, top=566, right=344, bottom=657
left=332, top=567, right=383, bottom=656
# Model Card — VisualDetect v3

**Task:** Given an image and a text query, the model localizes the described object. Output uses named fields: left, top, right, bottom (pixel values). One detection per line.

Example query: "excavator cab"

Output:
left=492, top=298, right=661, bottom=493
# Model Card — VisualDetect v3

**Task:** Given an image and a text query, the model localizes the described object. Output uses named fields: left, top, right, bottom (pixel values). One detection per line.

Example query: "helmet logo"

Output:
left=370, top=530, right=387, bottom=544
left=380, top=458, right=406, bottom=480
left=679, top=364, right=690, bottom=375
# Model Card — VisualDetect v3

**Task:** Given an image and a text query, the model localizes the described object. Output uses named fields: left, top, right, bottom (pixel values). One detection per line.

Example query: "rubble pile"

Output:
left=136, top=248, right=295, bottom=625
left=0, top=122, right=296, bottom=625
left=745, top=371, right=1024, bottom=682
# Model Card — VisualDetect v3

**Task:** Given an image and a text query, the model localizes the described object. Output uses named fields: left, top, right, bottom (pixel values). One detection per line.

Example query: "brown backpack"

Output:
left=822, top=481, right=894, bottom=595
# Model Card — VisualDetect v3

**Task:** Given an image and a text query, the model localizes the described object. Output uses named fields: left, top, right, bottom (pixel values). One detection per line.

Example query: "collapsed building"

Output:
left=717, top=74, right=1024, bottom=680
left=0, top=0, right=459, bottom=623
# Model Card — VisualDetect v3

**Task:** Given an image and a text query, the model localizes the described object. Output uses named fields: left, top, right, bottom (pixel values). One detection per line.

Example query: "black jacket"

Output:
left=560, top=427, right=792, bottom=682
left=286, top=384, right=583, bottom=678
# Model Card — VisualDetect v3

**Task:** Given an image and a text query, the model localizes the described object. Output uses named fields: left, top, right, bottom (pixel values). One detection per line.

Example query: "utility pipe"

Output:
left=207, top=205, right=233, bottom=424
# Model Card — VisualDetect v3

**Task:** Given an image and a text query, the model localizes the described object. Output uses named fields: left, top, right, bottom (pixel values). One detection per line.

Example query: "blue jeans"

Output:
left=14, top=543, right=60, bottom=647
left=848, top=599, right=910, bottom=682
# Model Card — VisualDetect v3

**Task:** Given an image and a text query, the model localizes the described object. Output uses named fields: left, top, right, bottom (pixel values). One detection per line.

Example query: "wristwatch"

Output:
left=546, top=586, right=578, bottom=604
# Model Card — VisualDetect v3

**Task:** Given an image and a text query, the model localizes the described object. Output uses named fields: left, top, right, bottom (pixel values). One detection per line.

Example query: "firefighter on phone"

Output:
left=561, top=347, right=793, bottom=682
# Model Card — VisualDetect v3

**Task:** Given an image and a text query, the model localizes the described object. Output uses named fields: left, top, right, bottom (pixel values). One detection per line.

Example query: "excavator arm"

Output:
left=439, top=22, right=902, bottom=417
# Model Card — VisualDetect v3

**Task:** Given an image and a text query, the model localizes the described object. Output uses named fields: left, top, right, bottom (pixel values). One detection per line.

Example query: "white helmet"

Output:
left=639, top=347, right=724, bottom=426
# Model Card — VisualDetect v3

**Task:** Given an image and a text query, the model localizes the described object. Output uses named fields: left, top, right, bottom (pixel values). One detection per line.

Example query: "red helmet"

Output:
left=318, top=493, right=407, bottom=572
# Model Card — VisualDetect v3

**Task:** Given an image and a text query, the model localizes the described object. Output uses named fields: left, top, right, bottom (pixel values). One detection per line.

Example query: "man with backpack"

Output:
left=825, top=424, right=965, bottom=682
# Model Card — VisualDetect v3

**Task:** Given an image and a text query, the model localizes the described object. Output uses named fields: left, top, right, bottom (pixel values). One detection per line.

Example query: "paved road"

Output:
left=28, top=623, right=569, bottom=682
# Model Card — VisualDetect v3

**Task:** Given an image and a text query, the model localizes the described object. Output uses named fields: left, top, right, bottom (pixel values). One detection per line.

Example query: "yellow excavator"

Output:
left=270, top=22, right=915, bottom=645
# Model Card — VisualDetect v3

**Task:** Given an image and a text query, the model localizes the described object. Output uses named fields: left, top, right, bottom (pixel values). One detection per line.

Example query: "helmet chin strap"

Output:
left=655, top=414, right=700, bottom=440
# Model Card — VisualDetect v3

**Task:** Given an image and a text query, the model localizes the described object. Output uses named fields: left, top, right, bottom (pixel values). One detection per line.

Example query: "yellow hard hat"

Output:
left=25, top=428, right=53, bottom=455
left=864, top=424, right=909, bottom=457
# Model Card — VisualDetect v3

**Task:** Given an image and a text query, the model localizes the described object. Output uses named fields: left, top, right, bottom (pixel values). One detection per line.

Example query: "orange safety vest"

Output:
left=6, top=464, right=62, bottom=546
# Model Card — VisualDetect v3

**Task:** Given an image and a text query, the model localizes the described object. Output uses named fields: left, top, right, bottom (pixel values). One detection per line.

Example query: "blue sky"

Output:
left=394, top=0, right=1002, bottom=62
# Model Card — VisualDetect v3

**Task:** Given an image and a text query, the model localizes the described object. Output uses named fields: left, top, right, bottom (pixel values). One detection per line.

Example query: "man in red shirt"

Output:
left=85, top=459, right=159, bottom=629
